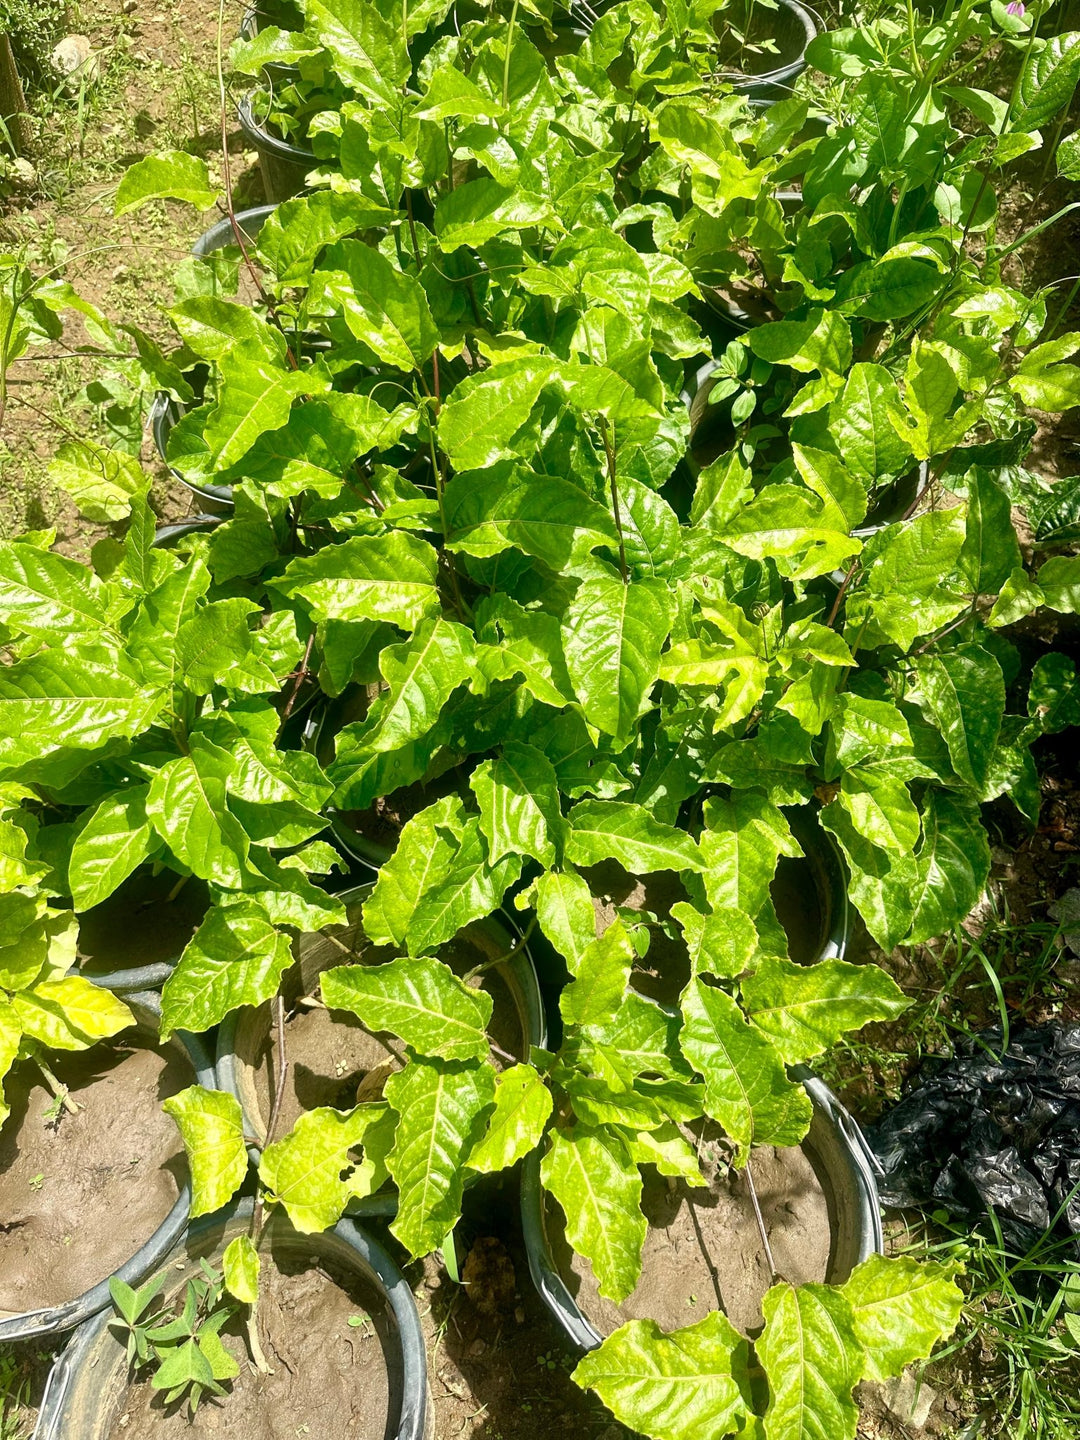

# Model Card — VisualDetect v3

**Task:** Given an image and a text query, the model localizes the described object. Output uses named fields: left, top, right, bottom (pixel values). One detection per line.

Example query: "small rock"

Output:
left=123, top=0, right=137, bottom=10
left=51, top=35, right=102, bottom=87
left=467, top=1338, right=486, bottom=1357
left=514, top=1305, right=525, bottom=1324
left=8, top=158, right=36, bottom=189
left=880, top=1372, right=937, bottom=1430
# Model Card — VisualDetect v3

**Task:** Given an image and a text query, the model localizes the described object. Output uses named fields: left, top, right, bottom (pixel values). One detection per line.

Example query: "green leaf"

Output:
left=306, top=0, right=410, bottom=103
left=317, top=240, right=439, bottom=370
left=0, top=650, right=162, bottom=774
left=1029, top=652, right=1080, bottom=733
left=819, top=804, right=917, bottom=952
left=162, top=1086, right=248, bottom=1218
left=672, top=902, right=759, bottom=980
left=741, top=956, right=909, bottom=1064
left=790, top=446, right=868, bottom=532
left=274, top=533, right=440, bottom=629
left=561, top=919, right=634, bottom=1029
left=1037, top=556, right=1080, bottom=614
left=114, top=151, right=221, bottom=214
left=256, top=191, right=396, bottom=285
left=532, top=868, right=597, bottom=974
left=386, top=1057, right=497, bottom=1256
left=758, top=1282, right=862, bottom=1440
left=159, top=901, right=293, bottom=1041
left=404, top=814, right=524, bottom=955
left=699, top=794, right=800, bottom=921
left=145, top=741, right=251, bottom=888
left=435, top=178, right=558, bottom=251
left=1013, top=31, right=1080, bottom=133
left=471, top=742, right=562, bottom=868
left=438, top=360, right=557, bottom=470
left=1059, top=130, right=1080, bottom=181
left=150, top=1339, right=216, bottom=1395
left=837, top=764, right=921, bottom=853
left=204, top=348, right=326, bottom=470
left=679, top=977, right=811, bottom=1157
left=445, top=465, right=619, bottom=572
left=47, top=442, right=148, bottom=524
left=474, top=595, right=575, bottom=709
left=13, top=973, right=133, bottom=1051
left=719, top=487, right=858, bottom=581
left=360, top=795, right=464, bottom=948
left=259, top=1103, right=391, bottom=1232
left=842, top=1254, right=962, bottom=1383
left=573, top=1312, right=749, bottom=1440
left=910, top=645, right=1004, bottom=791
left=565, top=800, right=704, bottom=874
left=68, top=784, right=156, bottom=908
left=466, top=1062, right=553, bottom=1175
left=748, top=309, right=852, bottom=379
left=175, top=598, right=274, bottom=696
left=563, top=573, right=673, bottom=740
left=222, top=1235, right=260, bottom=1306
left=822, top=363, right=912, bottom=486
left=340, top=616, right=474, bottom=760
left=832, top=257, right=945, bottom=321
left=128, top=557, right=212, bottom=688
left=957, top=469, right=1021, bottom=595
left=907, top=791, right=990, bottom=945
left=540, top=1125, right=646, bottom=1303
left=322, top=957, right=493, bottom=1063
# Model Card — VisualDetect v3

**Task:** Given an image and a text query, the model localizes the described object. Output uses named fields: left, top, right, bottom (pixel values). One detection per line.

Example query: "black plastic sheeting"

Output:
left=866, top=1026, right=1080, bottom=1251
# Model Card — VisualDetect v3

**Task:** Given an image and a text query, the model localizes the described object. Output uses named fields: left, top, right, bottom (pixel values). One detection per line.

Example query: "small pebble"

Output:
left=467, top=1338, right=485, bottom=1356
left=514, top=1305, right=525, bottom=1323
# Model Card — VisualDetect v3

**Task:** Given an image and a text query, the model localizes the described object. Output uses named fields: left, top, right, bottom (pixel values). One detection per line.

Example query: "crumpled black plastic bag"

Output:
left=866, top=1025, right=1080, bottom=1249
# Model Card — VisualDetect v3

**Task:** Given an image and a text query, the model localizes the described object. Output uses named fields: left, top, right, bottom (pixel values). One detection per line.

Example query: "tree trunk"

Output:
left=0, top=34, right=29, bottom=156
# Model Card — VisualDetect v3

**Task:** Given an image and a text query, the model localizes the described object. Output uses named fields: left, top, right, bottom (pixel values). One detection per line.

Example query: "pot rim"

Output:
left=716, top=0, right=819, bottom=94
left=520, top=1068, right=883, bottom=1353
left=33, top=1196, right=429, bottom=1440
left=0, top=991, right=215, bottom=1343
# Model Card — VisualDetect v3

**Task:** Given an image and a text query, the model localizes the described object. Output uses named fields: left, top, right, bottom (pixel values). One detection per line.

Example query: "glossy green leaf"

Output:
left=541, top=1124, right=646, bottom=1302
left=115, top=151, right=221, bottom=214
left=405, top=814, right=524, bottom=955
left=274, top=532, right=440, bottom=629
left=532, top=868, right=597, bottom=974
left=741, top=956, right=909, bottom=1064
left=222, top=1234, right=260, bottom=1306
left=566, top=799, right=704, bottom=874
left=159, top=901, right=292, bottom=1040
left=259, top=1103, right=391, bottom=1232
left=671, top=902, right=759, bottom=980
left=842, top=1254, right=962, bottom=1383
left=386, top=1057, right=497, bottom=1256
left=13, top=973, right=133, bottom=1051
left=907, top=791, right=990, bottom=945
left=68, top=784, right=156, bottom=909
left=47, top=442, right=148, bottom=524
left=322, top=956, right=492, bottom=1063
left=318, top=239, right=439, bottom=369
left=563, top=574, right=673, bottom=739
left=438, top=360, right=556, bottom=470
left=1029, top=652, right=1080, bottom=733
left=162, top=1086, right=248, bottom=1218
left=145, top=741, right=251, bottom=888
left=679, top=977, right=811, bottom=1157
left=910, top=645, right=1004, bottom=791
left=306, top=0, right=409, bottom=103
left=471, top=742, right=562, bottom=868
left=466, top=1062, right=553, bottom=1175
left=1013, top=31, right=1080, bottom=132
left=573, top=1312, right=749, bottom=1440
left=561, top=919, right=634, bottom=1029
left=445, top=465, right=619, bottom=572
left=758, top=1282, right=862, bottom=1440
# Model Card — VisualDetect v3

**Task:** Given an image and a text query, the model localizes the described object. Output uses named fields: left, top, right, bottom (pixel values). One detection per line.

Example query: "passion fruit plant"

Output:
left=3, top=0, right=1080, bottom=1433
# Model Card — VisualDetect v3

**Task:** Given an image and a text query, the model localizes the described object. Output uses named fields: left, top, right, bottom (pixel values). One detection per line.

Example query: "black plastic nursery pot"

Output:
left=148, top=204, right=276, bottom=509
left=0, top=992, right=214, bottom=1344
left=34, top=1198, right=429, bottom=1440
left=521, top=1070, right=883, bottom=1351
left=237, top=90, right=315, bottom=204
left=713, top=0, right=818, bottom=101
left=215, top=884, right=548, bottom=1218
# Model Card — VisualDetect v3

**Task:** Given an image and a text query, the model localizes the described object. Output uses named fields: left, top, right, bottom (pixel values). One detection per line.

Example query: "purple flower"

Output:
left=1006, top=1, right=1025, bottom=14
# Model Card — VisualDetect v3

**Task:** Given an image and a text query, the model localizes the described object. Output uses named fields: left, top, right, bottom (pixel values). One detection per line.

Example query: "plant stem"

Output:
left=743, top=1158, right=780, bottom=1283
left=277, top=630, right=316, bottom=733
left=502, top=0, right=521, bottom=110
left=600, top=418, right=628, bottom=584
left=35, top=1055, right=80, bottom=1117
left=252, top=996, right=289, bottom=1245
